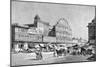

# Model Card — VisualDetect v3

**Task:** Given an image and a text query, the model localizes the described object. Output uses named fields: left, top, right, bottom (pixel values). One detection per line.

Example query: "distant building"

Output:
left=72, top=37, right=87, bottom=47
left=25, top=15, right=50, bottom=36
left=87, top=17, right=96, bottom=45
left=55, top=18, right=72, bottom=46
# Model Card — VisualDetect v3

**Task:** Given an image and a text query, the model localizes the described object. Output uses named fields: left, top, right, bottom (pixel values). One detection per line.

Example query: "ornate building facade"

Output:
left=55, top=18, right=72, bottom=46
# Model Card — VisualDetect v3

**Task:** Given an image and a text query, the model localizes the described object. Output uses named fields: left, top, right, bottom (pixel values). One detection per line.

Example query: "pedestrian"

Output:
left=35, top=45, right=43, bottom=60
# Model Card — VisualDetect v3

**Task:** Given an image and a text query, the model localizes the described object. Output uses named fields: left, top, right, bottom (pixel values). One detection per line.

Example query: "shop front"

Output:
left=12, top=31, right=42, bottom=53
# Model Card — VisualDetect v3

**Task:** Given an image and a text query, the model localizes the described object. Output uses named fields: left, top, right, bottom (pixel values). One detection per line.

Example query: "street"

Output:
left=11, top=52, right=91, bottom=66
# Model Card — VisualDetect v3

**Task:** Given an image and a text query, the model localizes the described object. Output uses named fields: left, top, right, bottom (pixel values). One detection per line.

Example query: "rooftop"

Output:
left=12, top=23, right=29, bottom=29
left=88, top=17, right=96, bottom=27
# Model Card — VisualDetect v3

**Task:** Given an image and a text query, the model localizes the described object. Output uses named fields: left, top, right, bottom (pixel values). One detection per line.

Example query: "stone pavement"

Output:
left=11, top=52, right=91, bottom=66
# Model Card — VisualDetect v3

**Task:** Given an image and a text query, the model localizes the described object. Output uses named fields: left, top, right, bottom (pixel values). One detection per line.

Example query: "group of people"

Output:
left=34, top=45, right=94, bottom=60
left=13, top=43, right=95, bottom=60
left=53, top=45, right=94, bottom=57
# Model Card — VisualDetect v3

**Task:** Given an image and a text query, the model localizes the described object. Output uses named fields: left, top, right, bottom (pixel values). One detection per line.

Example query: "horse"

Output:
left=54, top=47, right=67, bottom=57
left=79, top=47, right=87, bottom=56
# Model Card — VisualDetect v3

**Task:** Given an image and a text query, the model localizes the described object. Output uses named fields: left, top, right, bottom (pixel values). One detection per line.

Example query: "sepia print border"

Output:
left=10, top=0, right=96, bottom=67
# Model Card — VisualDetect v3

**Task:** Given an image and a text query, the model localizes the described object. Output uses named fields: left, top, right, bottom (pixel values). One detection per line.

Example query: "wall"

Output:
left=13, top=26, right=42, bottom=42
left=37, top=21, right=50, bottom=36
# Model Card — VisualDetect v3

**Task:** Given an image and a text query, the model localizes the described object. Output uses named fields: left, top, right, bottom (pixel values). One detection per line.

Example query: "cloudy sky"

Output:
left=11, top=1, right=95, bottom=40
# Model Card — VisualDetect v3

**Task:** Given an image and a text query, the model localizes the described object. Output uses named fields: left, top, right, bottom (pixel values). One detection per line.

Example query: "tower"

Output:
left=34, top=15, right=40, bottom=27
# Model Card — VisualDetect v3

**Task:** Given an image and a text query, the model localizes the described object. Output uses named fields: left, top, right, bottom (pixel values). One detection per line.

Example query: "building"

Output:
left=11, top=15, right=73, bottom=51
left=72, top=37, right=87, bottom=47
left=33, top=15, right=56, bottom=44
left=11, top=23, right=42, bottom=50
left=55, top=18, right=72, bottom=47
left=25, top=15, right=50, bottom=36
left=11, top=23, right=29, bottom=49
left=11, top=15, right=52, bottom=51
left=87, top=17, right=96, bottom=45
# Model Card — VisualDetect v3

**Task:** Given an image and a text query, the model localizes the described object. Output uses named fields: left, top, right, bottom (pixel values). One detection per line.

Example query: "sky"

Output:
left=11, top=1, right=95, bottom=40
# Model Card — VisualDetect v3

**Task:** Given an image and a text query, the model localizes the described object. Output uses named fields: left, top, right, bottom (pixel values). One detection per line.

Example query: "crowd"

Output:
left=12, top=43, right=95, bottom=60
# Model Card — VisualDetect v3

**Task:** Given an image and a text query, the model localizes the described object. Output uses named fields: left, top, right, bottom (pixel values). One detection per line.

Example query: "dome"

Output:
left=34, top=14, right=40, bottom=20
